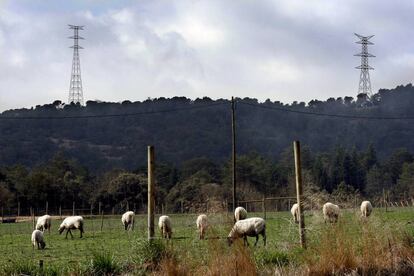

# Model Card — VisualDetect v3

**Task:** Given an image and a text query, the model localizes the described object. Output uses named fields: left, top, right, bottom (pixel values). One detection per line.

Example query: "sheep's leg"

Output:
left=79, top=228, right=83, bottom=238
left=37, top=242, right=40, bottom=249
left=244, top=235, right=249, bottom=246
left=254, top=235, right=259, bottom=246
left=124, top=223, right=128, bottom=231
left=262, top=231, right=266, bottom=246
left=65, top=229, right=69, bottom=239
left=69, top=229, right=74, bottom=239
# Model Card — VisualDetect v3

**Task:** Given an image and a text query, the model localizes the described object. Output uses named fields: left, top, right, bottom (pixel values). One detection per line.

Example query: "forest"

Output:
left=0, top=84, right=413, bottom=211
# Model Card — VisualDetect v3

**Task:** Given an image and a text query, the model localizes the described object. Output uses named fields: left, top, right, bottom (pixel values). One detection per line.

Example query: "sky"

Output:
left=0, top=0, right=414, bottom=112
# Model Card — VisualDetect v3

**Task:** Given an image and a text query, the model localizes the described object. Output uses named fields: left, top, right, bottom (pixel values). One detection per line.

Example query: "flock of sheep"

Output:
left=30, top=200, right=373, bottom=250
left=291, top=200, right=373, bottom=224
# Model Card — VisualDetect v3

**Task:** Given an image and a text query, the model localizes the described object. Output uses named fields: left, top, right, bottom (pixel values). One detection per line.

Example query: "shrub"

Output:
left=86, top=251, right=120, bottom=276
left=1, top=260, right=61, bottom=276
left=134, top=239, right=174, bottom=270
left=255, top=249, right=289, bottom=267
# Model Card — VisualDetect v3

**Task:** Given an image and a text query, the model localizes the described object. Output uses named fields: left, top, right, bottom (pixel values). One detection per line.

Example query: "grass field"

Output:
left=0, top=207, right=413, bottom=275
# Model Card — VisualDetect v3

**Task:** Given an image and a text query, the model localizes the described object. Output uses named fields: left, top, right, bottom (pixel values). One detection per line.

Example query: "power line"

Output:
left=0, top=102, right=226, bottom=120
left=237, top=101, right=414, bottom=120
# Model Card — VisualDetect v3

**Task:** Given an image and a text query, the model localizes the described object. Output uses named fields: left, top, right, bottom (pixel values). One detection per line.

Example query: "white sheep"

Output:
left=291, top=203, right=299, bottom=223
left=323, top=202, right=340, bottom=223
left=121, top=211, right=135, bottom=231
left=234, top=206, right=247, bottom=222
left=227, top=217, right=266, bottom=246
left=31, top=229, right=46, bottom=249
left=58, top=216, right=84, bottom=239
left=158, top=215, right=172, bottom=239
left=360, top=201, right=373, bottom=218
left=196, top=214, right=208, bottom=240
left=36, top=215, right=51, bottom=233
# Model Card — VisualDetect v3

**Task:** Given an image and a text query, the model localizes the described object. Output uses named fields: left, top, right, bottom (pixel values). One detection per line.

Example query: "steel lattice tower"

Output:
left=68, top=25, right=84, bottom=105
left=354, top=33, right=375, bottom=96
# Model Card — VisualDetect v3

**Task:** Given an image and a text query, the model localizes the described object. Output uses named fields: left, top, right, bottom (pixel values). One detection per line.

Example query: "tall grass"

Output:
left=305, top=213, right=414, bottom=275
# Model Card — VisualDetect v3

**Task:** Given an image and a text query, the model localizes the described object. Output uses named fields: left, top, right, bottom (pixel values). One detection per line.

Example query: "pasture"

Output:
left=0, top=207, right=413, bottom=275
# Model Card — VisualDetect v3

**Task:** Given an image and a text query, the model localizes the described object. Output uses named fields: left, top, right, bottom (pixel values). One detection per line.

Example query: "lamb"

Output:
left=234, top=206, right=247, bottom=222
left=58, top=216, right=84, bottom=239
left=291, top=203, right=299, bottom=223
left=158, top=215, right=172, bottom=239
left=121, top=211, right=135, bottom=231
left=227, top=217, right=266, bottom=246
left=36, top=215, right=51, bottom=233
left=360, top=201, right=373, bottom=218
left=323, top=202, right=340, bottom=223
left=31, top=229, right=46, bottom=249
left=196, top=214, right=208, bottom=240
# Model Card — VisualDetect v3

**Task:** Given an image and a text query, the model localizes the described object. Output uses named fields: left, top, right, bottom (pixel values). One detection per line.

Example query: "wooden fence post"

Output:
left=148, top=145, right=155, bottom=240
left=100, top=211, right=104, bottom=231
left=45, top=201, right=48, bottom=214
left=262, top=197, right=266, bottom=220
left=126, top=201, right=129, bottom=211
left=98, top=202, right=102, bottom=215
left=17, top=201, right=20, bottom=219
left=90, top=203, right=93, bottom=217
left=59, top=206, right=62, bottom=218
left=72, top=201, right=75, bottom=216
left=31, top=207, right=35, bottom=230
left=294, top=141, right=306, bottom=249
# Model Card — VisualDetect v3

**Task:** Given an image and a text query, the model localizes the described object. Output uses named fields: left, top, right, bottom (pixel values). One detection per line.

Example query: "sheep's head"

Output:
left=227, top=237, right=234, bottom=246
left=58, top=225, right=64, bottom=234
left=40, top=241, right=46, bottom=249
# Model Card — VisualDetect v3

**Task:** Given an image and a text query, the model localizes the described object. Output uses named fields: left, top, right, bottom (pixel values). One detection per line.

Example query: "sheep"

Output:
left=158, top=215, right=172, bottom=239
left=36, top=215, right=51, bottom=233
left=31, top=230, right=46, bottom=249
left=121, top=211, right=135, bottom=231
left=291, top=203, right=299, bottom=223
left=360, top=201, right=373, bottom=218
left=234, top=206, right=247, bottom=222
left=196, top=214, right=208, bottom=240
left=323, top=202, right=340, bottom=223
left=58, top=216, right=84, bottom=239
left=227, top=217, right=266, bottom=246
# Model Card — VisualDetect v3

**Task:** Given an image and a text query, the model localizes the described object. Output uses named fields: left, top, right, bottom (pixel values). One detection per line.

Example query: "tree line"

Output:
left=0, top=144, right=412, bottom=213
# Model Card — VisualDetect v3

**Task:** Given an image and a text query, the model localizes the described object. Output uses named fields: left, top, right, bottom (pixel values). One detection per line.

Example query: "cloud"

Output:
left=0, top=0, right=414, bottom=111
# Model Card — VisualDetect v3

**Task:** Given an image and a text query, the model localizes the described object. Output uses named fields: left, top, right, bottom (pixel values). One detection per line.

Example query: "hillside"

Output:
left=1, top=84, right=414, bottom=172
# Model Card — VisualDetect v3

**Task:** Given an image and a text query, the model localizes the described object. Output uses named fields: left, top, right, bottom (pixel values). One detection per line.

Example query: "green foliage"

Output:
left=134, top=239, right=173, bottom=269
left=86, top=251, right=121, bottom=276
left=1, top=260, right=61, bottom=276
left=255, top=249, right=290, bottom=267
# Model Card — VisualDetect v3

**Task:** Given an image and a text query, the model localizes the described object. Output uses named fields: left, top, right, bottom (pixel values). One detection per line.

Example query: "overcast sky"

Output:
left=0, top=0, right=413, bottom=112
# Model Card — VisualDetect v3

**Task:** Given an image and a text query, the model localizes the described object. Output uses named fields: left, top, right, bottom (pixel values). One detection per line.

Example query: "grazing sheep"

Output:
left=158, top=215, right=172, bottom=239
left=323, top=202, right=340, bottom=223
left=360, top=201, right=373, bottom=218
left=121, top=211, right=135, bottom=231
left=58, top=216, right=84, bottom=239
left=234, top=206, right=247, bottom=222
left=196, top=214, right=208, bottom=240
left=291, top=203, right=299, bottom=223
left=36, top=215, right=51, bottom=233
left=31, top=230, right=46, bottom=249
left=227, top=217, right=266, bottom=246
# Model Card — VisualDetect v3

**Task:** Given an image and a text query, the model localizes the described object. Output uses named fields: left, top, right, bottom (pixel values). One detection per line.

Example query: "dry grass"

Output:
left=305, top=214, right=414, bottom=275
left=154, top=239, right=257, bottom=276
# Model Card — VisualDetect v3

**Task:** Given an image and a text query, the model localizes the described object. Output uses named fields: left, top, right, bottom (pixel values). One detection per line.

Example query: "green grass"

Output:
left=0, top=207, right=413, bottom=274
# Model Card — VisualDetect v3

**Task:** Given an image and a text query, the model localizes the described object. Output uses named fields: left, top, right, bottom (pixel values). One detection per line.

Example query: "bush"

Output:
left=86, top=251, right=120, bottom=276
left=255, top=249, right=290, bottom=267
left=1, top=260, right=61, bottom=276
left=134, top=239, right=174, bottom=270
